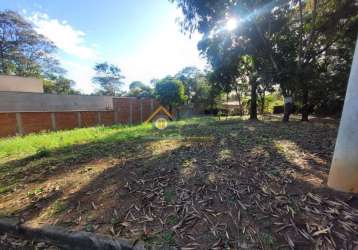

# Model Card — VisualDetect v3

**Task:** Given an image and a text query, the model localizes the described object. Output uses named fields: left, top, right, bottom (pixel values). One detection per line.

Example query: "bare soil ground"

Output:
left=0, top=116, right=357, bottom=249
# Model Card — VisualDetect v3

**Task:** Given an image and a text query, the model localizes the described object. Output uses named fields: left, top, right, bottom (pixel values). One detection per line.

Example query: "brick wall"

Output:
left=0, top=98, right=160, bottom=138
left=55, top=112, right=78, bottom=130
left=99, top=111, right=114, bottom=126
left=114, top=98, right=131, bottom=124
left=131, top=99, right=141, bottom=124
left=113, top=97, right=159, bottom=124
left=80, top=111, right=98, bottom=127
left=0, top=113, right=17, bottom=137
left=21, top=112, right=52, bottom=134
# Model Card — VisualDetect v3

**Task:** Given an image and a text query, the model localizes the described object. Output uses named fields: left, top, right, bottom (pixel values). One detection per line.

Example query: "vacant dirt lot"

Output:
left=0, top=116, right=357, bottom=249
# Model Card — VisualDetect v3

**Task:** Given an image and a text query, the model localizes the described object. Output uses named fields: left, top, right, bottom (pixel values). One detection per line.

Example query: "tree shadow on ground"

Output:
left=1, top=117, right=357, bottom=249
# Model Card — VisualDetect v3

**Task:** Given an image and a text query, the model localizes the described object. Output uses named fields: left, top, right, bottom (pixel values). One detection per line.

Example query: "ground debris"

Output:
left=1, top=116, right=357, bottom=249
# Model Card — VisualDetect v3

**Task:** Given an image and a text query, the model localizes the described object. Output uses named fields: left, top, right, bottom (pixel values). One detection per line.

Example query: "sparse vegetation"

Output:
left=0, top=116, right=356, bottom=249
left=50, top=201, right=67, bottom=216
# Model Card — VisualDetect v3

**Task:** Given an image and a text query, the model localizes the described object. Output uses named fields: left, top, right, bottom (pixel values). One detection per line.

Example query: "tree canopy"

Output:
left=0, top=10, right=63, bottom=77
left=92, top=62, right=125, bottom=96
left=43, top=75, right=80, bottom=95
left=154, top=77, right=187, bottom=112
left=0, top=10, right=79, bottom=94
left=127, top=81, right=153, bottom=98
left=171, top=0, right=358, bottom=121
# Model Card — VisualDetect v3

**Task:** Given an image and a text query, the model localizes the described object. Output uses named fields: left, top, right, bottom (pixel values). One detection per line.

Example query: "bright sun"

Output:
left=226, top=18, right=238, bottom=31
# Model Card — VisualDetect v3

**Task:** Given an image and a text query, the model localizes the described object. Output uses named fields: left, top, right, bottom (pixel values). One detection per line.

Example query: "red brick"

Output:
left=0, top=113, right=17, bottom=137
left=55, top=112, right=78, bottom=130
left=114, top=98, right=131, bottom=124
left=131, top=99, right=141, bottom=124
left=141, top=99, right=154, bottom=121
left=100, top=111, right=114, bottom=126
left=21, top=112, right=52, bottom=134
left=81, top=111, right=97, bottom=127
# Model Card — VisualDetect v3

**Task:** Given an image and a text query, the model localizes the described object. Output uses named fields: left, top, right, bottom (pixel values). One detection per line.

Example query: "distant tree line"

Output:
left=120, top=66, right=220, bottom=115
left=3, top=4, right=356, bottom=122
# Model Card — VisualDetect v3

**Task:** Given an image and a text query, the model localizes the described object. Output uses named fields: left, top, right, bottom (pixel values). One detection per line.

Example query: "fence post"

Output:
left=97, top=111, right=101, bottom=125
left=51, top=112, right=57, bottom=131
left=129, top=100, right=133, bottom=125
left=114, top=110, right=118, bottom=124
left=15, top=113, right=23, bottom=135
left=140, top=99, right=143, bottom=123
left=77, top=112, right=82, bottom=127
left=113, top=98, right=118, bottom=124
left=150, top=99, right=154, bottom=112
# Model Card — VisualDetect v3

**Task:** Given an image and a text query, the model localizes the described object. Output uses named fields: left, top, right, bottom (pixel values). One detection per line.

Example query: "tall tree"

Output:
left=0, top=10, right=59, bottom=77
left=154, top=76, right=187, bottom=113
left=128, top=81, right=153, bottom=98
left=292, top=0, right=357, bottom=121
left=43, top=75, right=80, bottom=95
left=92, top=62, right=125, bottom=96
left=175, top=66, right=201, bottom=104
left=172, top=0, right=357, bottom=121
left=129, top=81, right=146, bottom=90
left=172, top=0, right=288, bottom=120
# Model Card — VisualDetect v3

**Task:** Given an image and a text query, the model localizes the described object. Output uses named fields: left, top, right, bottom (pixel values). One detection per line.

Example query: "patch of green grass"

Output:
left=182, top=159, right=194, bottom=169
left=143, top=234, right=161, bottom=246
left=84, top=223, right=94, bottom=232
left=26, top=187, right=44, bottom=197
left=0, top=186, right=13, bottom=194
left=218, top=148, right=233, bottom=161
left=0, top=124, right=154, bottom=162
left=275, top=143, right=286, bottom=153
left=0, top=116, right=231, bottom=200
left=0, top=117, right=220, bottom=196
left=258, top=232, right=276, bottom=248
left=0, top=117, right=217, bottom=162
left=162, top=230, right=175, bottom=245
left=166, top=215, right=178, bottom=225
left=34, top=147, right=51, bottom=158
left=49, top=200, right=67, bottom=215
left=163, top=189, right=176, bottom=203
left=143, top=230, right=176, bottom=246
left=228, top=194, right=237, bottom=206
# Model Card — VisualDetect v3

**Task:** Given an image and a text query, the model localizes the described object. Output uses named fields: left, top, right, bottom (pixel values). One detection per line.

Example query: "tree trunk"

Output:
left=282, top=96, right=293, bottom=122
left=176, top=108, right=180, bottom=120
left=260, top=92, right=265, bottom=115
left=301, top=88, right=309, bottom=121
left=328, top=37, right=358, bottom=193
left=235, top=87, right=243, bottom=116
left=226, top=92, right=229, bottom=119
left=250, top=80, right=257, bottom=120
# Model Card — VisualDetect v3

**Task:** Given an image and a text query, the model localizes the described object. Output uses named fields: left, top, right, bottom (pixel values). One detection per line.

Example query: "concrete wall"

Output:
left=0, top=92, right=113, bottom=112
left=0, top=75, right=43, bottom=93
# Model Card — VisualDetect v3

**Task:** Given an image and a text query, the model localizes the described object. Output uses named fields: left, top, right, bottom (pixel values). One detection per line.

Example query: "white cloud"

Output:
left=116, top=32, right=207, bottom=87
left=28, top=12, right=98, bottom=60
left=61, top=61, right=96, bottom=94
left=113, top=11, right=208, bottom=87
left=24, top=8, right=208, bottom=94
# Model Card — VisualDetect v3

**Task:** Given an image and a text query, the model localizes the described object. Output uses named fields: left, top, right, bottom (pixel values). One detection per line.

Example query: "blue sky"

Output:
left=1, top=0, right=207, bottom=93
